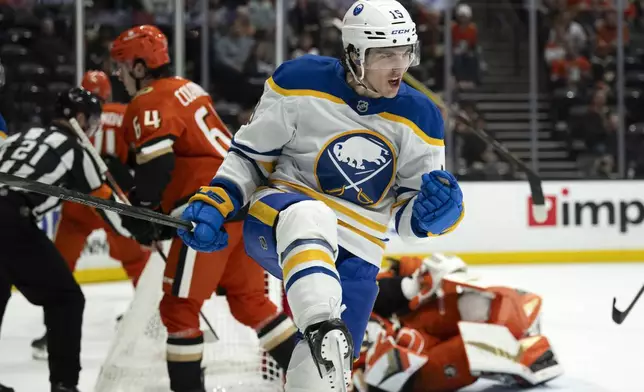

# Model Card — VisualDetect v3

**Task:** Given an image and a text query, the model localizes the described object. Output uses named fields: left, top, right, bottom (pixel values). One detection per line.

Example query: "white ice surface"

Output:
left=1, top=263, right=644, bottom=391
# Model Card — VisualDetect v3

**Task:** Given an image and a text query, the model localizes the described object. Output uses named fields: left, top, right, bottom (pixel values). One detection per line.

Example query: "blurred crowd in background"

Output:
left=0, top=0, right=642, bottom=180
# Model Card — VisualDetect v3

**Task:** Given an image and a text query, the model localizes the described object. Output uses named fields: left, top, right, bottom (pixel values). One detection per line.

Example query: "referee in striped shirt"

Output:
left=0, top=87, right=130, bottom=392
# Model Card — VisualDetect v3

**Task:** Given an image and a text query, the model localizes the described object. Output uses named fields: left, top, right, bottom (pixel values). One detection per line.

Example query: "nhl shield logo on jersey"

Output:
left=315, top=130, right=396, bottom=206
left=356, top=100, right=369, bottom=113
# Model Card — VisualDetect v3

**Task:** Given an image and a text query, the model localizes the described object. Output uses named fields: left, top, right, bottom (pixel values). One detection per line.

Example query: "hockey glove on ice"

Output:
left=411, top=170, right=464, bottom=236
left=178, top=186, right=238, bottom=252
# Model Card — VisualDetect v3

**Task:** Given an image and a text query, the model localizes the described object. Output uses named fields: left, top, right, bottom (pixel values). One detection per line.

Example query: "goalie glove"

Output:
left=401, top=253, right=468, bottom=311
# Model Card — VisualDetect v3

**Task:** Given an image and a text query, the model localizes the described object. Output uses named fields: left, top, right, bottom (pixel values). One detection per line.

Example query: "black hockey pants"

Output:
left=0, top=192, right=85, bottom=387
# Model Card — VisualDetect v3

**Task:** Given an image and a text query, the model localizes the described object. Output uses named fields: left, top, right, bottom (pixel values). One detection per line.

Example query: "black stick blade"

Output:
left=612, top=297, right=627, bottom=324
left=612, top=284, right=644, bottom=325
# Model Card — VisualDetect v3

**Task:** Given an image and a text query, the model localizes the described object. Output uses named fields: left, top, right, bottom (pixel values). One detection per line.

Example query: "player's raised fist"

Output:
left=178, top=200, right=228, bottom=252
left=412, top=170, right=464, bottom=236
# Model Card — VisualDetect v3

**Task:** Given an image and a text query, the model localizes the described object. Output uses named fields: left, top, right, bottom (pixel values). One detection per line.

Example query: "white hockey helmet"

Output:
left=342, top=0, right=419, bottom=75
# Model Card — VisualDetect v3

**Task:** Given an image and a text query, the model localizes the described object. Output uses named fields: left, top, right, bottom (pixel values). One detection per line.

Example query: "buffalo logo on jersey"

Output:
left=315, top=131, right=396, bottom=206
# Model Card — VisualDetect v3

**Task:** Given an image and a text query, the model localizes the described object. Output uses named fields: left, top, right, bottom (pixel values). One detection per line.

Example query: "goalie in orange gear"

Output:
left=110, top=25, right=297, bottom=392
left=353, top=255, right=563, bottom=392
left=30, top=70, right=152, bottom=360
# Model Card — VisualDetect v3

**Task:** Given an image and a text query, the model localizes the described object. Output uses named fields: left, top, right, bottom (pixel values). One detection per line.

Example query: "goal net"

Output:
left=95, top=251, right=285, bottom=392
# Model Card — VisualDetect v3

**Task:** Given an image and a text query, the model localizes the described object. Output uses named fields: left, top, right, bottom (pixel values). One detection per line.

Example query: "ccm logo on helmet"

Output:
left=392, top=29, right=411, bottom=34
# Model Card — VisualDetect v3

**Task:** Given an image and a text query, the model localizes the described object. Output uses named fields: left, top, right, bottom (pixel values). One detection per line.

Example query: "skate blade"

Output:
left=320, top=330, right=350, bottom=392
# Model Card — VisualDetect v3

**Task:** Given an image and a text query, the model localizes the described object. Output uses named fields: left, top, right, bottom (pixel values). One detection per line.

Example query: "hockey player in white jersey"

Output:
left=178, top=0, right=464, bottom=390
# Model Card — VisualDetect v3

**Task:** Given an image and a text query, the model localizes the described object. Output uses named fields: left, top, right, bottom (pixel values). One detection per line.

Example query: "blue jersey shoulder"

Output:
left=270, top=56, right=444, bottom=142
left=0, top=113, right=7, bottom=138
left=387, top=84, right=445, bottom=142
left=271, top=55, right=342, bottom=92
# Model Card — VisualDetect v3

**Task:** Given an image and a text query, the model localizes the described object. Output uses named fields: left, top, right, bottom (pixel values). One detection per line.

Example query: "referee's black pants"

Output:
left=0, top=193, right=85, bottom=387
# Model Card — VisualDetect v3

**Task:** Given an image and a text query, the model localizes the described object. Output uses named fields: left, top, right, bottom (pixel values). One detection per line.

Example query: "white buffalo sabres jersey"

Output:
left=216, top=55, right=446, bottom=267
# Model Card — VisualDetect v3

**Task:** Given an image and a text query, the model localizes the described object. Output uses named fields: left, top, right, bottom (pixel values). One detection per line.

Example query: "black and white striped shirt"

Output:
left=0, top=124, right=130, bottom=236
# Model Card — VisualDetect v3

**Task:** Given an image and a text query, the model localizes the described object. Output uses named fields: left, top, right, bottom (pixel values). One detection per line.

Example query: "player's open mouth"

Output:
left=389, top=78, right=401, bottom=87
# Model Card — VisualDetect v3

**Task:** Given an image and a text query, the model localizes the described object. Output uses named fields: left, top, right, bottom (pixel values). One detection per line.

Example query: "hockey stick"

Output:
left=400, top=74, right=547, bottom=223
left=612, top=284, right=644, bottom=324
left=0, top=171, right=191, bottom=229
left=68, top=119, right=219, bottom=339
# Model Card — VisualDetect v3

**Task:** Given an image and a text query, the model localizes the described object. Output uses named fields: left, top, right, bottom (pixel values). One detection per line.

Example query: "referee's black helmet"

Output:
left=54, top=87, right=102, bottom=134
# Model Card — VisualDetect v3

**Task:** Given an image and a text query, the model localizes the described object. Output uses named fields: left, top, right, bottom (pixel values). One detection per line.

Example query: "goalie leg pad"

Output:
left=458, top=321, right=563, bottom=387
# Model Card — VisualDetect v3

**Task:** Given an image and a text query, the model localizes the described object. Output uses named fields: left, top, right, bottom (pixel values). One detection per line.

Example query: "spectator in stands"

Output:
left=32, top=16, right=69, bottom=68
left=86, top=25, right=116, bottom=74
left=415, top=8, right=445, bottom=90
left=590, top=39, right=616, bottom=85
left=455, top=101, right=488, bottom=167
left=455, top=101, right=511, bottom=180
left=289, top=0, right=322, bottom=46
left=215, top=8, right=255, bottom=75
left=548, top=11, right=587, bottom=56
left=544, top=21, right=570, bottom=69
left=249, top=0, right=276, bottom=34
left=571, top=88, right=618, bottom=173
left=451, top=4, right=480, bottom=88
left=595, top=7, right=630, bottom=54
left=213, top=8, right=260, bottom=106
left=550, top=48, right=592, bottom=88
left=291, top=32, right=319, bottom=59
left=319, top=25, right=343, bottom=58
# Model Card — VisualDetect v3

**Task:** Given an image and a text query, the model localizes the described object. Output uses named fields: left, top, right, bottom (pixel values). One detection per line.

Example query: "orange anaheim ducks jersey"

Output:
left=123, top=77, right=231, bottom=214
left=94, top=102, right=129, bottom=163
left=63, top=102, right=129, bottom=223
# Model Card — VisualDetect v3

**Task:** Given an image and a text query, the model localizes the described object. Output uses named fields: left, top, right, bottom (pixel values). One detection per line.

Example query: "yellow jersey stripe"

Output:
left=283, top=249, right=335, bottom=279
left=267, top=77, right=345, bottom=105
left=337, top=220, right=386, bottom=250
left=248, top=200, right=280, bottom=227
left=271, top=179, right=388, bottom=234
left=379, top=112, right=444, bottom=147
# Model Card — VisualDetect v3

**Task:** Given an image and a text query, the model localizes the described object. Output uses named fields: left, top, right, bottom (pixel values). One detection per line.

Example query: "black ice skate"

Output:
left=51, top=382, right=80, bottom=392
left=304, top=318, right=354, bottom=392
left=31, top=332, right=48, bottom=360
left=0, top=382, right=14, bottom=391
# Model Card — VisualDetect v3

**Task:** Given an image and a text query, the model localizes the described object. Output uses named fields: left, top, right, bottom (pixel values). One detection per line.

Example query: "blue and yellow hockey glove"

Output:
left=411, top=170, right=464, bottom=236
left=178, top=186, right=238, bottom=252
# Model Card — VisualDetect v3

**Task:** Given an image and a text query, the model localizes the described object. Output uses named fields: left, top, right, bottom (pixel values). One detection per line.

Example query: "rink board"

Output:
left=35, top=180, right=644, bottom=284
